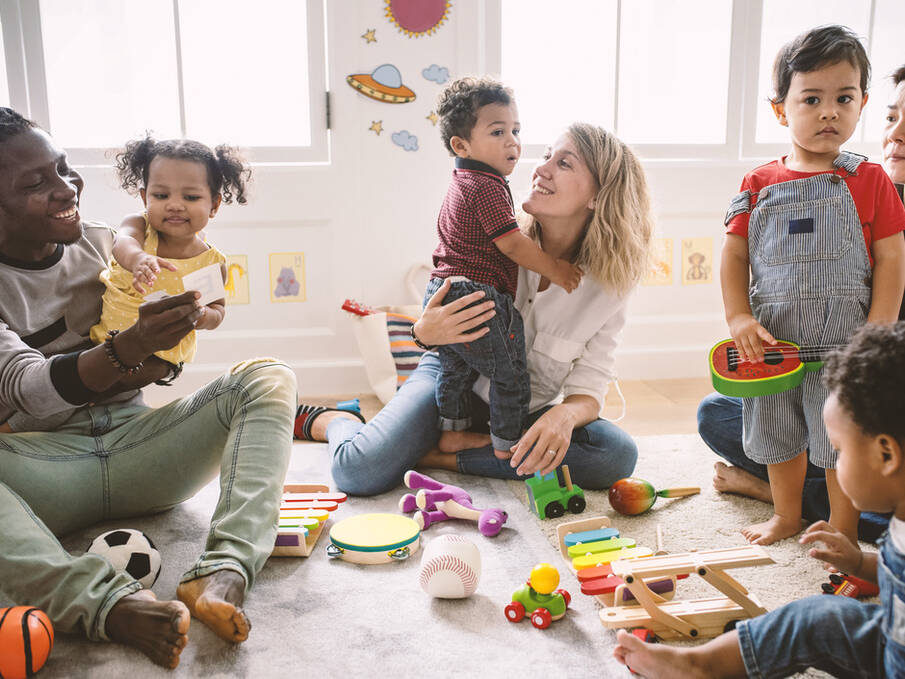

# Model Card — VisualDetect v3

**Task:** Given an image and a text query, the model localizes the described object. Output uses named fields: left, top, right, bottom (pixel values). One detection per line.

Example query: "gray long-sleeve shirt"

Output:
left=0, top=222, right=141, bottom=431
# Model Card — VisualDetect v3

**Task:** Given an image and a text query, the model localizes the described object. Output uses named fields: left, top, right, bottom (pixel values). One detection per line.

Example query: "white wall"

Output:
left=71, top=2, right=872, bottom=402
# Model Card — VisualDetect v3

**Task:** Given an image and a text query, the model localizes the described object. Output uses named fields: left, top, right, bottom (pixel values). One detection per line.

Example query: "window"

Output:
left=0, top=0, right=327, bottom=164
left=499, top=0, right=734, bottom=158
left=0, top=18, right=9, bottom=107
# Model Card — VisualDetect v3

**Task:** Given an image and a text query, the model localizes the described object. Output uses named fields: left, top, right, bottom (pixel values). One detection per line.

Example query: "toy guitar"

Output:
left=709, top=338, right=843, bottom=397
left=341, top=299, right=377, bottom=316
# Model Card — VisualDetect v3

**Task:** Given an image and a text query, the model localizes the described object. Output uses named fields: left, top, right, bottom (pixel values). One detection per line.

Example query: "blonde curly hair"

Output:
left=521, top=123, right=654, bottom=293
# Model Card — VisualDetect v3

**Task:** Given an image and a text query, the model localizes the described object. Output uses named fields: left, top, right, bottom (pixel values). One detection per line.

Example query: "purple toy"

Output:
left=399, top=470, right=508, bottom=537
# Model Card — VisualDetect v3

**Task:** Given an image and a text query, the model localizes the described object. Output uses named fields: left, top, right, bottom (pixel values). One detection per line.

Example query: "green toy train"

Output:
left=525, top=465, right=586, bottom=519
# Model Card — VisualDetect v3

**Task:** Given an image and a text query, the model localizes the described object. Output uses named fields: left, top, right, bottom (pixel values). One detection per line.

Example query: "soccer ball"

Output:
left=87, top=529, right=162, bottom=589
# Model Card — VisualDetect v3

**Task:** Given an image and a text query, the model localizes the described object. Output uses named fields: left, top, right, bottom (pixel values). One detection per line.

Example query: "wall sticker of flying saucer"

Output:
left=385, top=0, right=452, bottom=38
left=347, top=63, right=416, bottom=103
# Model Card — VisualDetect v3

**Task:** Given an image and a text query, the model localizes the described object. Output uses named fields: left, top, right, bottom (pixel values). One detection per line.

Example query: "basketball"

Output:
left=0, top=606, right=54, bottom=679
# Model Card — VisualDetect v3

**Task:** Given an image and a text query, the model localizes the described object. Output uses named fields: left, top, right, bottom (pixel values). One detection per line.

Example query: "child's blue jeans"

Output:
left=737, top=532, right=905, bottom=678
left=424, top=277, right=530, bottom=452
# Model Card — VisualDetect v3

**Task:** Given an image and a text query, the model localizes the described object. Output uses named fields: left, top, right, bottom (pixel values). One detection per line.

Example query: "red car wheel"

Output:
left=530, top=607, right=552, bottom=629
left=556, top=588, right=571, bottom=607
left=505, top=601, right=525, bottom=623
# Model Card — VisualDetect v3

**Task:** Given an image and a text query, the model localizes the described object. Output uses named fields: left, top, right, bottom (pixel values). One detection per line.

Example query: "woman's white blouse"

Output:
left=474, top=267, right=628, bottom=413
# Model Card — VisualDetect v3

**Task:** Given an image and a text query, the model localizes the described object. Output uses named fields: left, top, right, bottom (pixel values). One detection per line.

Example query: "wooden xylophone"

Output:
left=272, top=483, right=347, bottom=557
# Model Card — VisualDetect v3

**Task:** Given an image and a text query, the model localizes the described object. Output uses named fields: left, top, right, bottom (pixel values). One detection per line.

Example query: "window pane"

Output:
left=0, top=19, right=10, bottom=107
left=40, top=0, right=181, bottom=148
left=502, top=0, right=617, bottom=146
left=618, top=0, right=731, bottom=144
left=755, top=0, right=870, bottom=144
left=179, top=0, right=310, bottom=148
left=861, top=0, right=905, bottom=142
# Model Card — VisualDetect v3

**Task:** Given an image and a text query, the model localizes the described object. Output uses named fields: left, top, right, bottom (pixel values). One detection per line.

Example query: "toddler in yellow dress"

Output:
left=91, top=136, right=250, bottom=369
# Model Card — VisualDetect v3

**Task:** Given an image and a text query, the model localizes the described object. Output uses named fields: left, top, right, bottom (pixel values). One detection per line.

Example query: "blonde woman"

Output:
left=303, top=123, right=654, bottom=494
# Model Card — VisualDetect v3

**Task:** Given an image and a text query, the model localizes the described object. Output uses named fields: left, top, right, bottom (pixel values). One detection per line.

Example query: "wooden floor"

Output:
left=307, top=377, right=713, bottom=437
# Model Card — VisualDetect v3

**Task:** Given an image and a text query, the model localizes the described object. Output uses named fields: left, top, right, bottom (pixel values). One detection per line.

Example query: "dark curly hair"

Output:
left=436, top=76, right=514, bottom=155
left=115, top=135, right=251, bottom=205
left=0, top=107, right=37, bottom=145
left=892, top=64, right=905, bottom=87
left=771, top=25, right=870, bottom=104
left=823, top=322, right=905, bottom=445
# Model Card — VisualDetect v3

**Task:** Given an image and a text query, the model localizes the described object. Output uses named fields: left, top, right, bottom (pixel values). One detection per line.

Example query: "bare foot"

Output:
left=105, top=590, right=190, bottom=669
left=741, top=513, right=803, bottom=545
left=418, top=447, right=458, bottom=472
left=713, top=462, right=773, bottom=504
left=437, top=430, right=491, bottom=453
left=614, top=629, right=708, bottom=678
left=176, top=570, right=250, bottom=643
left=493, top=448, right=513, bottom=460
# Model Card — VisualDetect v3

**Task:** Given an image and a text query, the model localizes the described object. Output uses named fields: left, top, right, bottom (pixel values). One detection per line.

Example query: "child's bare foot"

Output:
left=437, top=430, right=491, bottom=453
left=105, top=590, right=190, bottom=669
left=713, top=462, right=773, bottom=504
left=741, top=513, right=803, bottom=545
left=614, top=629, right=707, bottom=678
left=176, top=570, right=250, bottom=643
left=493, top=448, right=513, bottom=460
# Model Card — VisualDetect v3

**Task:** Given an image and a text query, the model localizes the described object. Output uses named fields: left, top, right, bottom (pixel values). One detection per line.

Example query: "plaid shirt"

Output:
left=431, top=157, right=520, bottom=297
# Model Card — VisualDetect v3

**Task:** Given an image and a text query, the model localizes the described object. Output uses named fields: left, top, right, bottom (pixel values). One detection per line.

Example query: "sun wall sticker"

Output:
left=385, top=0, right=451, bottom=38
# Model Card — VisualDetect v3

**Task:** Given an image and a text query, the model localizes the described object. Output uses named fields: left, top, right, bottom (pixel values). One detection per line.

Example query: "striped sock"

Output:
left=294, top=404, right=365, bottom=441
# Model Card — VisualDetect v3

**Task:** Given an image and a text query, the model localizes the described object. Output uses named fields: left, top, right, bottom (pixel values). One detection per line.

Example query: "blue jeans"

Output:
left=737, top=533, right=904, bottom=678
left=424, top=278, right=530, bottom=451
left=329, top=352, right=638, bottom=496
left=697, top=392, right=888, bottom=542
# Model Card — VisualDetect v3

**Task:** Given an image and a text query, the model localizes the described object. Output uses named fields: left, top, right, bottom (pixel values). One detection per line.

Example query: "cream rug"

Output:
left=6, top=434, right=862, bottom=678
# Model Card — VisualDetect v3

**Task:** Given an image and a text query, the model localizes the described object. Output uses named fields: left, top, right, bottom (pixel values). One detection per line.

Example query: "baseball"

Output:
left=418, top=534, right=481, bottom=598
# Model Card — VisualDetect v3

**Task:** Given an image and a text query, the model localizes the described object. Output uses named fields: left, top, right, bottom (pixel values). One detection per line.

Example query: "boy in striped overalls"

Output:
left=721, top=25, right=905, bottom=546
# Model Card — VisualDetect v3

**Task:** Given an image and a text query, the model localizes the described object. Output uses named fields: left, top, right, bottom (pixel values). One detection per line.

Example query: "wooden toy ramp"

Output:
left=600, top=545, right=775, bottom=640
left=272, top=483, right=346, bottom=557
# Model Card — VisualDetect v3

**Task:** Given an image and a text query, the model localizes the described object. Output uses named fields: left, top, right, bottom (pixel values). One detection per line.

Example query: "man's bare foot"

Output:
left=713, top=462, right=773, bottom=504
left=418, top=447, right=458, bottom=471
left=176, top=570, right=250, bottom=643
left=741, top=513, right=803, bottom=545
left=106, top=590, right=190, bottom=669
left=437, top=430, right=492, bottom=453
left=614, top=629, right=708, bottom=678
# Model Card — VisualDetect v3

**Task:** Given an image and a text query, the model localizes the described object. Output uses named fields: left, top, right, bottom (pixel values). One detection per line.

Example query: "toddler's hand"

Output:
left=800, top=521, right=864, bottom=575
left=551, top=260, right=583, bottom=293
left=727, top=313, right=776, bottom=363
left=130, top=253, right=177, bottom=294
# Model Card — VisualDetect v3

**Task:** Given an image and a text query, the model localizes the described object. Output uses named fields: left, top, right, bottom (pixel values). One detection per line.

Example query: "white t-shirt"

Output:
left=474, top=267, right=628, bottom=413
left=889, top=516, right=905, bottom=554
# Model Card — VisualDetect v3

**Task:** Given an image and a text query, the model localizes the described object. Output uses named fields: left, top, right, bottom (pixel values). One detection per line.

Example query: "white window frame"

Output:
left=484, top=0, right=887, bottom=163
left=0, top=0, right=329, bottom=166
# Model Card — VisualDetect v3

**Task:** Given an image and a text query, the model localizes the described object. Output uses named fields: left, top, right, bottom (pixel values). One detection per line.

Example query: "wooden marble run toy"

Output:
left=271, top=483, right=347, bottom=557
left=600, top=545, right=775, bottom=640
left=525, top=465, right=586, bottom=519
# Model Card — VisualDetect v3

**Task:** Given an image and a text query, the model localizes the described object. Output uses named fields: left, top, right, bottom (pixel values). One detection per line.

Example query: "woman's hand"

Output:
left=414, top=278, right=496, bottom=347
left=509, top=404, right=577, bottom=476
left=799, top=521, right=865, bottom=575
left=114, top=291, right=204, bottom=366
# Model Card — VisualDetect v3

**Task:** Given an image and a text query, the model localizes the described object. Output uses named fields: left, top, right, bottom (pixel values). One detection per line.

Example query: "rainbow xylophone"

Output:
left=272, top=483, right=347, bottom=557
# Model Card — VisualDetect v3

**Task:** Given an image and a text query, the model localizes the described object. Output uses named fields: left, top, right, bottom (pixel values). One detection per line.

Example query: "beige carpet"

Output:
left=8, top=434, right=865, bottom=678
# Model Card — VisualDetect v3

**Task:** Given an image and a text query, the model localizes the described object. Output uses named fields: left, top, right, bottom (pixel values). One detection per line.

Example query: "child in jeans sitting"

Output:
left=615, top=321, right=905, bottom=678
left=417, top=76, right=582, bottom=460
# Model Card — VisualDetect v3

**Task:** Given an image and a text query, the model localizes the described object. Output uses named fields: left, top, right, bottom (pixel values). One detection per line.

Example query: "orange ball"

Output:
left=0, top=606, right=54, bottom=679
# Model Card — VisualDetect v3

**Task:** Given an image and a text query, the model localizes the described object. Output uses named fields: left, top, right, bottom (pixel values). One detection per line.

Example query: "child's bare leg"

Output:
left=437, top=430, right=491, bottom=453
left=825, top=468, right=859, bottom=545
left=613, top=629, right=746, bottom=679
left=741, top=452, right=806, bottom=545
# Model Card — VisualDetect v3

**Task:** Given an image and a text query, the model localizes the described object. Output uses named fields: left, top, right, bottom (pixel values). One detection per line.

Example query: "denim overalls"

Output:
left=725, top=152, right=872, bottom=468
left=737, top=531, right=905, bottom=678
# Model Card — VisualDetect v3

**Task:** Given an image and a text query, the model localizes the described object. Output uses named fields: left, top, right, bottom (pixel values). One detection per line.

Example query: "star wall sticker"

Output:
left=426, top=111, right=439, bottom=126
left=369, top=120, right=384, bottom=135
left=361, top=28, right=377, bottom=43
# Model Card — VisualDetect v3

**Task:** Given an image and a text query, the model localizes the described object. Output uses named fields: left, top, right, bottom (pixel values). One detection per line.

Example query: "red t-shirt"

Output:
left=726, top=158, right=905, bottom=266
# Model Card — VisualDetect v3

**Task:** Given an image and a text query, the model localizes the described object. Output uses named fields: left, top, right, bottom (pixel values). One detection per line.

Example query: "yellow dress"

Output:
left=90, top=222, right=226, bottom=365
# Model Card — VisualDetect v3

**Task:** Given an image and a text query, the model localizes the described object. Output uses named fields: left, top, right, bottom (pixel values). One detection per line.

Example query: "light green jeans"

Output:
left=0, top=358, right=296, bottom=641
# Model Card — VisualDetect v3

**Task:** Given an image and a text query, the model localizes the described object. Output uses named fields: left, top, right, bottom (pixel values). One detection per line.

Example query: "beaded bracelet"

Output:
left=104, top=330, right=143, bottom=375
left=410, top=323, right=437, bottom=351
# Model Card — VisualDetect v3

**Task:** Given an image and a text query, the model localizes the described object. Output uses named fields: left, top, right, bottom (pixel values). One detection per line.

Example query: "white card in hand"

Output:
left=181, top=263, right=226, bottom=306
left=143, top=291, right=169, bottom=302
